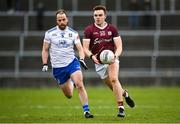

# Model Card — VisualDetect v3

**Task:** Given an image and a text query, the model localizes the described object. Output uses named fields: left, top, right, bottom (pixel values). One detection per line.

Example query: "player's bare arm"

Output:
left=82, top=39, right=91, bottom=57
left=76, top=42, right=88, bottom=70
left=83, top=39, right=100, bottom=64
left=76, top=43, right=85, bottom=60
left=42, top=41, right=50, bottom=65
left=113, top=36, right=123, bottom=59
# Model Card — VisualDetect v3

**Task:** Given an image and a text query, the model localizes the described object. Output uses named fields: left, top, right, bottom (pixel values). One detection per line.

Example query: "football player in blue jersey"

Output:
left=41, top=9, right=93, bottom=118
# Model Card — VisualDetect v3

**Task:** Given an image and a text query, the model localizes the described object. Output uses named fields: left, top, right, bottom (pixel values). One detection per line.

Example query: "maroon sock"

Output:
left=117, top=101, right=123, bottom=107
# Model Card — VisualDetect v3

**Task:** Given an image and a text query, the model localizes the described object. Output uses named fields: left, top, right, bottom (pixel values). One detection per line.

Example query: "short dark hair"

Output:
left=56, top=9, right=68, bottom=16
left=93, top=5, right=107, bottom=14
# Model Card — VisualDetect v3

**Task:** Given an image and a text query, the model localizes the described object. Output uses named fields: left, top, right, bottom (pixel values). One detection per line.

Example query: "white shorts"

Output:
left=95, top=59, right=119, bottom=79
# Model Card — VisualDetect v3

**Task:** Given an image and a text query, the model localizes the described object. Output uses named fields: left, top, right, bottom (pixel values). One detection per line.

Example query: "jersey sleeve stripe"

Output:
left=113, top=36, right=120, bottom=40
left=47, top=27, right=57, bottom=33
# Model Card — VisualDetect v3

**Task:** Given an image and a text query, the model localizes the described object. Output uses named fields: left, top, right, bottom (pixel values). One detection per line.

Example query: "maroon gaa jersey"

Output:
left=84, top=23, right=119, bottom=60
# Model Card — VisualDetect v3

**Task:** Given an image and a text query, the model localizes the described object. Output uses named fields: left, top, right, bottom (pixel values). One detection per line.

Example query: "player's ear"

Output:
left=104, top=14, right=107, bottom=19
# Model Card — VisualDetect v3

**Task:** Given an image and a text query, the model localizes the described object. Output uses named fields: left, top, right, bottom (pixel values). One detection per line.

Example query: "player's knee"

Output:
left=75, top=83, right=84, bottom=91
left=63, top=91, right=73, bottom=99
left=65, top=94, right=73, bottom=99
left=110, top=78, right=118, bottom=84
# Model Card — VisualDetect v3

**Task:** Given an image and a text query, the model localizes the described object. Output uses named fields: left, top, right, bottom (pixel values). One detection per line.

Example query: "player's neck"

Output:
left=95, top=22, right=107, bottom=29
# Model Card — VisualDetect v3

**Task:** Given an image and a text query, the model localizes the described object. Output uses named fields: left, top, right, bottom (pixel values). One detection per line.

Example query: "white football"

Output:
left=100, top=50, right=115, bottom=64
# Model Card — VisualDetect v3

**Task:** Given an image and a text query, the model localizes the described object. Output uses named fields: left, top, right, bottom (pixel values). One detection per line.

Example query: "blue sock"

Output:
left=83, top=104, right=89, bottom=113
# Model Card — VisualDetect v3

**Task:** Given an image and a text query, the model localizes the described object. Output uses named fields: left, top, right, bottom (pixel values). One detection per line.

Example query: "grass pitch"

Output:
left=0, top=86, right=180, bottom=123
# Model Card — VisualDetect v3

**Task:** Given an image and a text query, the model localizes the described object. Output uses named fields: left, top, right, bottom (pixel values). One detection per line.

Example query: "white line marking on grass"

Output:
left=18, top=105, right=115, bottom=109
left=17, top=104, right=180, bottom=109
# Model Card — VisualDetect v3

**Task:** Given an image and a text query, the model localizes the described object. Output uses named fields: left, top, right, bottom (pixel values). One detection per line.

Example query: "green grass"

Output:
left=0, top=86, right=180, bottom=123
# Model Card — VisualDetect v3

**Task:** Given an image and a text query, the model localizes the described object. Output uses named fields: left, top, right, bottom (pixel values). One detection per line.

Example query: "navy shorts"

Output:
left=53, top=58, right=81, bottom=85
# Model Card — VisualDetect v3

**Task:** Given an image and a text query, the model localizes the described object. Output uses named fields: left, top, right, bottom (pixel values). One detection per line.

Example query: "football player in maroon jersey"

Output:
left=83, top=5, right=135, bottom=117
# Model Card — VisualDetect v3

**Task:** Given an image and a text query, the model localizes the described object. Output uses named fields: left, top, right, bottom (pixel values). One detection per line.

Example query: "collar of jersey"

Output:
left=94, top=22, right=108, bottom=30
left=56, top=25, right=68, bottom=32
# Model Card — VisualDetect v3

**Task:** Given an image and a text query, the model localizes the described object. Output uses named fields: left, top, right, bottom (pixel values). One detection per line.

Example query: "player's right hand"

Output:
left=91, top=54, right=100, bottom=64
left=42, top=64, right=48, bottom=72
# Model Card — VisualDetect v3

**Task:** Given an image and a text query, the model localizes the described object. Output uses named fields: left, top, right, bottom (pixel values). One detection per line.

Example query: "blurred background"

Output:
left=0, top=0, right=180, bottom=87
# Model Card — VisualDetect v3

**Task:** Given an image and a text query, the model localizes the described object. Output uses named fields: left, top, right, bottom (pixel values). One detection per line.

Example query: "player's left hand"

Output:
left=79, top=59, right=88, bottom=70
left=110, top=55, right=118, bottom=64
left=114, top=55, right=119, bottom=60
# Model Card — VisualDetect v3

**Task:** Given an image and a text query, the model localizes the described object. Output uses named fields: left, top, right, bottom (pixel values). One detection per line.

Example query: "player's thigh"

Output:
left=108, top=60, right=119, bottom=79
left=70, top=70, right=83, bottom=86
left=103, top=77, right=113, bottom=90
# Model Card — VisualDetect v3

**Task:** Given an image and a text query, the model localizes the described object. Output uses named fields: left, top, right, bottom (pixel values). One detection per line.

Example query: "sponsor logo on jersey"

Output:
left=57, top=40, right=71, bottom=48
left=94, top=38, right=112, bottom=44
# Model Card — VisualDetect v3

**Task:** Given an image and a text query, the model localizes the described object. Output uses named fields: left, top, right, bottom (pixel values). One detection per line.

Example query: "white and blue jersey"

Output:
left=44, top=26, right=81, bottom=68
left=44, top=26, right=81, bottom=84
